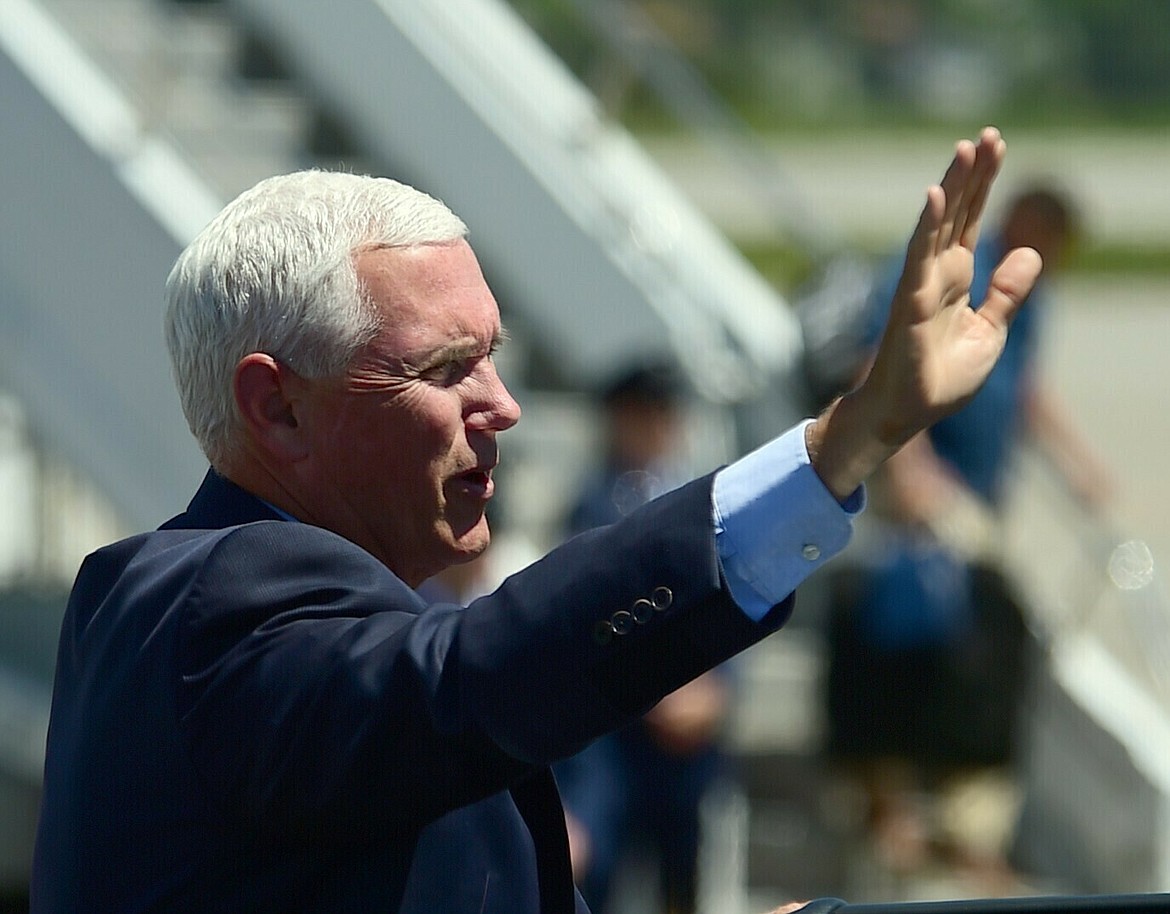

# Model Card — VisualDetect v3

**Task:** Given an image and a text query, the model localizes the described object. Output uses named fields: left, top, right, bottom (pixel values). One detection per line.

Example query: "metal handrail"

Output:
left=1002, top=442, right=1170, bottom=709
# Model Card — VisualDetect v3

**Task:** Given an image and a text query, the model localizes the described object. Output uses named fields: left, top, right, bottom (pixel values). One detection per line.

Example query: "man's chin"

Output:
left=446, top=519, right=491, bottom=562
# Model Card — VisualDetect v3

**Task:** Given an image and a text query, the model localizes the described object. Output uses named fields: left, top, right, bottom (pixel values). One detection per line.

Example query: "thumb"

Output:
left=976, top=246, right=1043, bottom=331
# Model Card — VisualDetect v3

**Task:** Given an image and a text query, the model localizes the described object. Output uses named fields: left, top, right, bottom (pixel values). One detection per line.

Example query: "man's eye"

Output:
left=424, top=359, right=474, bottom=384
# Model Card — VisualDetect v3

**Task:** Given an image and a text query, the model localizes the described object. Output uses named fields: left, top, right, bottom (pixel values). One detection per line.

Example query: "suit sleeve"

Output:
left=174, top=474, right=792, bottom=832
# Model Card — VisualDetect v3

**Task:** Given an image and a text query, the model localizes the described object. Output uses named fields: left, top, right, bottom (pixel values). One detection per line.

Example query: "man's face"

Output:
left=293, top=240, right=521, bottom=586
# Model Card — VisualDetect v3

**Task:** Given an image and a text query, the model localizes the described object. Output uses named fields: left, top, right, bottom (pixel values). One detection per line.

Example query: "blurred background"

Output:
left=1, top=0, right=1169, bottom=911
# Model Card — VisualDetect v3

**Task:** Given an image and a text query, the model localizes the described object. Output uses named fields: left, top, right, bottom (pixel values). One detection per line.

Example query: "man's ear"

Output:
left=233, top=353, right=310, bottom=462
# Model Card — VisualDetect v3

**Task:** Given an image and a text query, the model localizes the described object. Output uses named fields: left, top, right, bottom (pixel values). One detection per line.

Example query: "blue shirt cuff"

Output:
left=713, top=420, right=864, bottom=621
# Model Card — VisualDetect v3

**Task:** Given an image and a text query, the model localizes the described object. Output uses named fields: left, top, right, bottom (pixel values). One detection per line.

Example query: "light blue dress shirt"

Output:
left=714, top=419, right=864, bottom=621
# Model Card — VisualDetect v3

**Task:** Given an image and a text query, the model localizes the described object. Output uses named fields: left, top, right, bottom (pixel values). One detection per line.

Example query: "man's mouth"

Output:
left=453, top=468, right=494, bottom=498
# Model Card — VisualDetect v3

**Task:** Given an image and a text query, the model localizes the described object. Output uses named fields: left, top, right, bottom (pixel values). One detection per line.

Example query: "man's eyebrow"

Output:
left=411, top=327, right=510, bottom=368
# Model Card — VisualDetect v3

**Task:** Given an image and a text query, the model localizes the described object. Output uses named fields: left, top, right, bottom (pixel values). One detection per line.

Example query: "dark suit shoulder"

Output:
left=175, top=520, right=421, bottom=631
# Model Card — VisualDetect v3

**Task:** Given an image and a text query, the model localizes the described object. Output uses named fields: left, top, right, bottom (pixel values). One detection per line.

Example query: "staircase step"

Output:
left=34, top=0, right=314, bottom=199
left=157, top=76, right=311, bottom=144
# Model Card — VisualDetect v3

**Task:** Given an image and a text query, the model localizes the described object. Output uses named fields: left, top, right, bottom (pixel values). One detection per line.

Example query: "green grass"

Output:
left=737, top=242, right=821, bottom=293
left=1068, top=244, right=1170, bottom=276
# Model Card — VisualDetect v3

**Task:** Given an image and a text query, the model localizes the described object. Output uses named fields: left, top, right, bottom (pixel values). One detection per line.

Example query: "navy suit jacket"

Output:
left=32, top=469, right=792, bottom=912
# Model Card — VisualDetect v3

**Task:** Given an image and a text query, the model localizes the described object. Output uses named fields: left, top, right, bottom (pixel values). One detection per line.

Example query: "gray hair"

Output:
left=164, top=171, right=468, bottom=467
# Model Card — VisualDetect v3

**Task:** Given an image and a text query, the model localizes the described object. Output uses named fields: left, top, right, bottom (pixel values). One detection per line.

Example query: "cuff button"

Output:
left=610, top=610, right=634, bottom=635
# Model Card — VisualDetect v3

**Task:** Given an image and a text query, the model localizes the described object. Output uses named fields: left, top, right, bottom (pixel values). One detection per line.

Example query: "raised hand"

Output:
left=865, top=126, right=1043, bottom=439
left=806, top=127, right=1043, bottom=500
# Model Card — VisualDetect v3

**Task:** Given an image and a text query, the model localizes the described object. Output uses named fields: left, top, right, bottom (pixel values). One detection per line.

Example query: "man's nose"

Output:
left=491, top=378, right=522, bottom=431
left=469, top=364, right=521, bottom=432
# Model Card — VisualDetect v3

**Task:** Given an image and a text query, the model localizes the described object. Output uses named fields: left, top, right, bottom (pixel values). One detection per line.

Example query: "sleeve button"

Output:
left=610, top=610, right=634, bottom=635
left=651, top=586, right=673, bottom=610
left=631, top=598, right=654, bottom=624
left=593, top=620, right=615, bottom=645
left=801, top=544, right=821, bottom=561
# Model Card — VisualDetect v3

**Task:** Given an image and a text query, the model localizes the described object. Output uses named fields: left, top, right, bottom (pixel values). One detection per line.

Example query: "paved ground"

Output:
left=1043, top=276, right=1170, bottom=573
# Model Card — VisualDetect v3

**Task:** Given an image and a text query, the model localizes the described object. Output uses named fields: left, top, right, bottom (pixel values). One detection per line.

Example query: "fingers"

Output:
left=936, top=138, right=977, bottom=253
left=935, top=127, right=1005, bottom=254
left=955, top=128, right=1006, bottom=249
left=900, top=184, right=944, bottom=290
left=977, top=246, right=1043, bottom=331
left=899, top=127, right=1009, bottom=307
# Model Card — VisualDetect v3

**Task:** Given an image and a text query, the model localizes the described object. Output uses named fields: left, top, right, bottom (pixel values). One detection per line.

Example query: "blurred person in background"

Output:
left=824, top=183, right=1112, bottom=887
left=555, top=362, right=735, bottom=914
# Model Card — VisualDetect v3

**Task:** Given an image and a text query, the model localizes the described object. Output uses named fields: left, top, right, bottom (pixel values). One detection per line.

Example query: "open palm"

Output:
left=865, top=127, right=1043, bottom=442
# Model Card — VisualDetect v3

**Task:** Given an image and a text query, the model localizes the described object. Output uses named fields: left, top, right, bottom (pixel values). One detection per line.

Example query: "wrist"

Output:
left=806, top=390, right=904, bottom=502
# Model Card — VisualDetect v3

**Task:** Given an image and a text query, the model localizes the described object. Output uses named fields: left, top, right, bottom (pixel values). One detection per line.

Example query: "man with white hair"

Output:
left=31, top=128, right=1040, bottom=913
